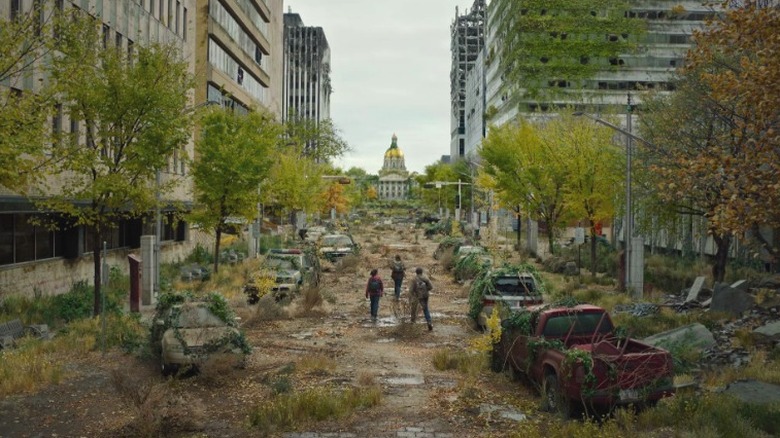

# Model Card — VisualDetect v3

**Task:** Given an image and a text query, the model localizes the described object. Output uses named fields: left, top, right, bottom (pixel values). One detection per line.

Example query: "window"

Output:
left=70, top=113, right=79, bottom=145
left=115, top=32, right=123, bottom=50
left=180, top=148, right=186, bottom=174
left=175, top=1, right=181, bottom=34
left=102, top=24, right=110, bottom=49
left=168, top=0, right=173, bottom=29
left=459, top=139, right=465, bottom=156
left=183, top=7, right=187, bottom=40
left=149, top=0, right=154, bottom=14
left=52, top=104, right=62, bottom=146
left=127, top=39, right=134, bottom=63
left=10, top=0, right=21, bottom=20
left=159, top=0, right=164, bottom=22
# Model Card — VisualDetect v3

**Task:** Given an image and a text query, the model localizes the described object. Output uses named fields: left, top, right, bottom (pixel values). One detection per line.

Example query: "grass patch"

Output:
left=297, top=354, right=336, bottom=375
left=704, top=350, right=780, bottom=387
left=296, top=285, right=324, bottom=316
left=248, top=385, right=381, bottom=433
left=432, top=349, right=486, bottom=377
left=335, top=255, right=361, bottom=274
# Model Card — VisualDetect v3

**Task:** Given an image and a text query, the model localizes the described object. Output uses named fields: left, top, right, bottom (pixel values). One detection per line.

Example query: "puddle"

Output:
left=290, top=332, right=313, bottom=340
left=360, top=316, right=401, bottom=328
left=376, top=338, right=396, bottom=343
left=384, top=375, right=425, bottom=385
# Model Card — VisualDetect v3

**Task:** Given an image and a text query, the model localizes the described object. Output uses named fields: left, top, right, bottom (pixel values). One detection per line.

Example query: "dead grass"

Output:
left=432, top=348, right=486, bottom=378
left=336, top=255, right=361, bottom=274
left=244, top=295, right=288, bottom=326
left=295, top=285, right=324, bottom=316
left=356, top=371, right=377, bottom=387
left=111, top=369, right=206, bottom=437
left=197, top=353, right=245, bottom=387
left=297, top=354, right=337, bottom=375
left=703, top=350, right=780, bottom=387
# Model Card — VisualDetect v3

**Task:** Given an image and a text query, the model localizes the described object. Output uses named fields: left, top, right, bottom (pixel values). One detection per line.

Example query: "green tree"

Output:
left=544, top=113, right=623, bottom=274
left=480, top=121, right=572, bottom=254
left=283, top=113, right=350, bottom=163
left=44, top=20, right=193, bottom=315
left=0, top=5, right=83, bottom=191
left=416, top=162, right=458, bottom=213
left=190, top=107, right=281, bottom=273
left=263, top=148, right=326, bottom=224
left=492, top=0, right=644, bottom=102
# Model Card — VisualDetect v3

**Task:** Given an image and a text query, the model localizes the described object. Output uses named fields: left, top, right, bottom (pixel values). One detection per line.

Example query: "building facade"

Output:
left=194, top=0, right=284, bottom=117
left=282, top=11, right=331, bottom=124
left=449, top=0, right=486, bottom=161
left=377, top=134, right=410, bottom=201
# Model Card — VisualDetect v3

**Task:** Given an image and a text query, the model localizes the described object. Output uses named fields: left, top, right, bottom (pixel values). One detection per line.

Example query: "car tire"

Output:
left=490, top=347, right=504, bottom=373
left=161, top=362, right=178, bottom=376
left=542, top=373, right=573, bottom=419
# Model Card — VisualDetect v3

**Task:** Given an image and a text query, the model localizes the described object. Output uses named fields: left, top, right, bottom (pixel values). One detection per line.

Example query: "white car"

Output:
left=319, top=234, right=357, bottom=261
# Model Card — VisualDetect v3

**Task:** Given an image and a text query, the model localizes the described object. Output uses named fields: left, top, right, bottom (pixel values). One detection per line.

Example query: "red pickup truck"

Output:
left=491, top=304, right=675, bottom=417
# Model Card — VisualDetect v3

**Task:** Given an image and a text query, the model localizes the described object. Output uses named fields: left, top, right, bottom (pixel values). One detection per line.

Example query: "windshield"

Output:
left=322, top=236, right=352, bottom=247
left=173, top=305, right=227, bottom=329
left=458, top=246, right=483, bottom=255
left=542, top=311, right=613, bottom=337
left=266, top=257, right=296, bottom=270
left=493, top=276, right=536, bottom=295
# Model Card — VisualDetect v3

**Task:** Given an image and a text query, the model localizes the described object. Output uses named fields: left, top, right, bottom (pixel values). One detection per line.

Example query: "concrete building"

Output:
left=463, top=49, right=486, bottom=160
left=194, top=0, right=284, bottom=117
left=377, top=134, right=410, bottom=201
left=449, top=0, right=485, bottom=161
left=282, top=10, right=331, bottom=124
left=0, top=0, right=201, bottom=296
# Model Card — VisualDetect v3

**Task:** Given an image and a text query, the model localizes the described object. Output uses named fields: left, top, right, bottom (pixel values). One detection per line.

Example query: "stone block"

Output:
left=685, top=276, right=706, bottom=303
left=643, top=323, right=716, bottom=350
left=753, top=321, right=780, bottom=343
left=710, top=282, right=755, bottom=316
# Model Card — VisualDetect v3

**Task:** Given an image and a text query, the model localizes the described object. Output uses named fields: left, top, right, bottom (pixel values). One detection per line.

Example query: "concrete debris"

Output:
left=643, top=323, right=716, bottom=350
left=613, top=303, right=659, bottom=317
left=684, top=276, right=706, bottom=303
left=752, top=321, right=780, bottom=343
left=710, top=282, right=755, bottom=317
left=723, top=380, right=780, bottom=405
left=478, top=404, right=527, bottom=422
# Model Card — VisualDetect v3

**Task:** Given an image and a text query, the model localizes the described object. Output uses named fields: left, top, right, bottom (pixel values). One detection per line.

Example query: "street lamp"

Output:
left=572, top=107, right=655, bottom=298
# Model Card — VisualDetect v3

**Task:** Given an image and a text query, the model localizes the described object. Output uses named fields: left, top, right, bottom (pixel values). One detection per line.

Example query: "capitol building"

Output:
left=377, top=134, right=410, bottom=200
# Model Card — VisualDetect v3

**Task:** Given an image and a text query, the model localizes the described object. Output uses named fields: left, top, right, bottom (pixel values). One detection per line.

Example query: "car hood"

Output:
left=163, top=326, right=237, bottom=348
left=320, top=246, right=354, bottom=253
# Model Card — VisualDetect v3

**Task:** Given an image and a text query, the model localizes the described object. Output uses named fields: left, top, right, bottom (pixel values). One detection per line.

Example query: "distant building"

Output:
left=377, top=134, right=410, bottom=200
left=282, top=11, right=331, bottom=124
left=450, top=0, right=486, bottom=161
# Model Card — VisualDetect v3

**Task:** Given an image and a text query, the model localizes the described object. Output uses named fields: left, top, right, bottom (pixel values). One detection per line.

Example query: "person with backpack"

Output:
left=365, top=268, right=384, bottom=322
left=409, top=267, right=434, bottom=331
left=390, top=255, right=406, bottom=300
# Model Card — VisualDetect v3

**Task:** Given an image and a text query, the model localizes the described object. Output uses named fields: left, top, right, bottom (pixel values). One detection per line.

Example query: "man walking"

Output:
left=409, top=267, right=433, bottom=331
left=390, top=254, right=406, bottom=300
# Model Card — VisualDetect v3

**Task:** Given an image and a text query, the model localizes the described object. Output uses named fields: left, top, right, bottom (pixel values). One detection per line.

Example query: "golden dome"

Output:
left=384, top=133, right=404, bottom=159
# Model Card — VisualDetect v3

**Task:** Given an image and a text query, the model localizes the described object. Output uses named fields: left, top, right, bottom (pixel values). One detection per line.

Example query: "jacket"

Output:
left=390, top=260, right=406, bottom=280
left=365, top=275, right=384, bottom=298
left=410, top=274, right=432, bottom=298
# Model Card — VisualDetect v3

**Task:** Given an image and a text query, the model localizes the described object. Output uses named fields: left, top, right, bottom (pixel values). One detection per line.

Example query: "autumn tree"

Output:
left=190, top=107, right=280, bottom=273
left=480, top=121, right=572, bottom=254
left=321, top=182, right=349, bottom=216
left=492, top=0, right=645, bottom=102
left=263, top=148, right=326, bottom=225
left=638, top=2, right=780, bottom=281
left=44, top=19, right=193, bottom=315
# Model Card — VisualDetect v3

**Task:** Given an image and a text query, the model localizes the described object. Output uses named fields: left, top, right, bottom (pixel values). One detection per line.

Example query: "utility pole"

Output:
left=625, top=93, right=633, bottom=295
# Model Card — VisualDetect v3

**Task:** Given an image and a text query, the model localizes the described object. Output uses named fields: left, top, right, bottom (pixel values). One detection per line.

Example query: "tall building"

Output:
left=450, top=0, right=486, bottom=161
left=194, top=0, right=284, bottom=117
left=282, top=11, right=331, bottom=124
left=377, top=134, right=410, bottom=201
left=0, top=0, right=196, bottom=295
left=483, top=0, right=718, bottom=125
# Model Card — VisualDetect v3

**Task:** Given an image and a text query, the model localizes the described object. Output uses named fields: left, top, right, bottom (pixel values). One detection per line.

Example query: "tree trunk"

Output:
left=590, top=223, right=597, bottom=277
left=712, top=233, right=732, bottom=282
left=92, top=226, right=102, bottom=316
left=547, top=226, right=556, bottom=256
left=515, top=206, right=521, bottom=250
left=214, top=227, right=222, bottom=274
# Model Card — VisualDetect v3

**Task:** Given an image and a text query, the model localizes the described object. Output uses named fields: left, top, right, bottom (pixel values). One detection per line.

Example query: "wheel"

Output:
left=490, top=347, right=504, bottom=373
left=161, top=362, right=178, bottom=376
left=542, top=373, right=573, bottom=419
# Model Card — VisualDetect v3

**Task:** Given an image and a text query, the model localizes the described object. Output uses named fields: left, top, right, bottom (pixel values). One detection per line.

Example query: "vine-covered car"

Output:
left=468, top=266, right=543, bottom=328
left=153, top=294, right=251, bottom=375
left=491, top=304, right=675, bottom=417
left=319, top=234, right=358, bottom=261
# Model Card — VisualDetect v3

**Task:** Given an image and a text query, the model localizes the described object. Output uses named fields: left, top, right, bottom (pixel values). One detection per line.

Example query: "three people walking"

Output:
left=366, top=261, right=433, bottom=331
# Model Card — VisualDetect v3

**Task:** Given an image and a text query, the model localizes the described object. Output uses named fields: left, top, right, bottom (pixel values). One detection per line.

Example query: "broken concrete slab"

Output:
left=724, top=380, right=780, bottom=405
left=730, top=279, right=748, bottom=293
left=685, top=276, right=706, bottom=303
left=753, top=321, right=780, bottom=343
left=479, top=404, right=527, bottom=422
left=710, top=282, right=755, bottom=316
left=643, top=323, right=716, bottom=350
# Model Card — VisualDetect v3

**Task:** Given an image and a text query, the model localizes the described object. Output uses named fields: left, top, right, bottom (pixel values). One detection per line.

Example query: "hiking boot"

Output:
left=427, top=323, right=433, bottom=331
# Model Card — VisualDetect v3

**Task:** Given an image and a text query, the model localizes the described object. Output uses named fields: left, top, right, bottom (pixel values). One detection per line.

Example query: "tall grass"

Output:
left=248, top=385, right=381, bottom=433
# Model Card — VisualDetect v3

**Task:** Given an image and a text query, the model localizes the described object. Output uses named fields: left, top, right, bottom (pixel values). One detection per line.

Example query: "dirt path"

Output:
left=0, top=223, right=536, bottom=438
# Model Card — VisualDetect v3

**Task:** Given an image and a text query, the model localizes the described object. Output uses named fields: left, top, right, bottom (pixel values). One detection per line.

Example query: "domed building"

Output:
left=377, top=134, right=410, bottom=200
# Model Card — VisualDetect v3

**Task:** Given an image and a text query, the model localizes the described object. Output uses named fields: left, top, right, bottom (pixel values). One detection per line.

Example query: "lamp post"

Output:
left=573, top=102, right=655, bottom=298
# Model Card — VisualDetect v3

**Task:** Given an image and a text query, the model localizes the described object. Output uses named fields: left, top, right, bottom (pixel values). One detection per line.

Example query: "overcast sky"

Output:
left=286, top=1, right=478, bottom=174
